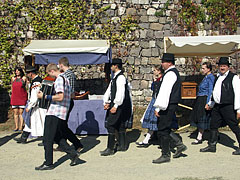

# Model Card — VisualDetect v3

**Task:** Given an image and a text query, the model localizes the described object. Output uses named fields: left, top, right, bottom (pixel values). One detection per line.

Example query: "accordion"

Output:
left=38, top=79, right=54, bottom=109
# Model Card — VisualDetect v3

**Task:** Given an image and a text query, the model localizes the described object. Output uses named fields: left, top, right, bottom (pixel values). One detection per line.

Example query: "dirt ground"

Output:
left=0, top=129, right=240, bottom=180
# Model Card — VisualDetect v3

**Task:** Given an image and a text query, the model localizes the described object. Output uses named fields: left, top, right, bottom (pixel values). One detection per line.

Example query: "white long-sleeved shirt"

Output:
left=103, top=70, right=126, bottom=108
left=27, top=75, right=41, bottom=110
left=153, top=66, right=177, bottom=112
left=208, top=70, right=240, bottom=113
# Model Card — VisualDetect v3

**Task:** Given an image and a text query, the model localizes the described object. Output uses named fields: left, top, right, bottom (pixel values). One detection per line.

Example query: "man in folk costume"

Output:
left=200, top=57, right=240, bottom=155
left=100, top=58, right=132, bottom=156
left=152, top=53, right=187, bottom=164
left=14, top=65, right=46, bottom=143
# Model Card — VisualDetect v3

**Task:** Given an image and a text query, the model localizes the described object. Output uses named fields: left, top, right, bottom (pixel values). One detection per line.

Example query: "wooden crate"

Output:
left=181, top=82, right=197, bottom=99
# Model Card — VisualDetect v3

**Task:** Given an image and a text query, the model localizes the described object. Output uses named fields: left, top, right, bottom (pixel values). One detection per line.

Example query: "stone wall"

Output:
left=2, top=0, right=240, bottom=107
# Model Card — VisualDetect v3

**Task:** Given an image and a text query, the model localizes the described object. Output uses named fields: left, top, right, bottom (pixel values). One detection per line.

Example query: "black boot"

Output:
left=14, top=131, right=30, bottom=144
left=152, top=136, right=171, bottom=164
left=200, top=130, right=218, bottom=153
left=58, top=139, right=79, bottom=166
left=100, top=133, right=115, bottom=156
left=117, top=131, right=127, bottom=151
left=170, top=132, right=187, bottom=158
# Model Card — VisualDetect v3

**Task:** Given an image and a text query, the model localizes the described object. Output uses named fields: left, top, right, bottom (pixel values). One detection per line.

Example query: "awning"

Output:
left=164, top=35, right=240, bottom=57
left=22, top=40, right=111, bottom=65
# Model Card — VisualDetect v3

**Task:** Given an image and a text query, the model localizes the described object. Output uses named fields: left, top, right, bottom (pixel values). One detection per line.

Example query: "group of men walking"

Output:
left=13, top=53, right=240, bottom=170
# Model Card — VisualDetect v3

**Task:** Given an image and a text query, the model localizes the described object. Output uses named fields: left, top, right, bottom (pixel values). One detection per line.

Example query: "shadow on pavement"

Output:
left=53, top=154, right=86, bottom=169
left=0, top=132, right=21, bottom=147
left=78, top=135, right=100, bottom=154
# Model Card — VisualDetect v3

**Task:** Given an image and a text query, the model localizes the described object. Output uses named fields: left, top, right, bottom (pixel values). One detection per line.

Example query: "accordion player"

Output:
left=38, top=79, right=55, bottom=109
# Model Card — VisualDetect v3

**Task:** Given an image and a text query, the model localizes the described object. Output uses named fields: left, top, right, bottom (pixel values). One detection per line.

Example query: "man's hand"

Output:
left=110, top=107, right=117, bottom=114
left=205, top=104, right=211, bottom=111
left=25, top=108, right=29, bottom=113
left=155, top=110, right=160, bottom=117
left=237, top=112, right=240, bottom=120
left=104, top=103, right=110, bottom=110
left=37, top=91, right=43, bottom=99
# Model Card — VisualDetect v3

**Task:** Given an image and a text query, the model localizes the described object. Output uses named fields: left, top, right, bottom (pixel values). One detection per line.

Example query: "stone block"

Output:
left=143, top=89, right=152, bottom=97
left=164, top=24, right=170, bottom=30
left=139, top=23, right=150, bottom=29
left=127, top=57, right=135, bottom=65
left=130, top=47, right=141, bottom=57
left=146, top=30, right=154, bottom=38
left=149, top=57, right=161, bottom=65
left=140, top=29, right=147, bottom=38
left=154, top=31, right=164, bottom=38
left=139, top=16, right=148, bottom=22
left=164, top=30, right=171, bottom=36
left=149, top=16, right=159, bottom=22
left=133, top=74, right=143, bottom=79
left=140, top=67, right=152, bottom=74
left=139, top=0, right=150, bottom=4
left=142, top=49, right=152, bottom=57
left=132, top=90, right=143, bottom=96
left=111, top=3, right=117, bottom=9
left=135, top=58, right=141, bottom=65
left=152, top=48, right=159, bottom=57
left=131, top=80, right=140, bottom=90
left=150, top=23, right=163, bottom=30
left=141, top=57, right=149, bottom=65
left=111, top=17, right=120, bottom=23
left=156, top=40, right=164, bottom=48
left=138, top=9, right=147, bottom=16
left=149, top=41, right=156, bottom=47
left=139, top=41, right=149, bottom=48
left=118, top=7, right=126, bottom=15
left=144, top=73, right=153, bottom=81
left=147, top=8, right=156, bottom=15
left=159, top=17, right=166, bottom=24
left=126, top=8, right=137, bottom=15
left=141, top=80, right=149, bottom=89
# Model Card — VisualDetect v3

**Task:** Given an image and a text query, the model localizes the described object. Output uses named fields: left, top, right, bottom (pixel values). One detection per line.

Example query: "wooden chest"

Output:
left=181, top=82, right=197, bottom=99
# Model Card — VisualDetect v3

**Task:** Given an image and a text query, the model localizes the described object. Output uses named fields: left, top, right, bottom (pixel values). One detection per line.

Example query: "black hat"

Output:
left=217, top=57, right=231, bottom=66
left=111, top=58, right=122, bottom=65
left=25, top=65, right=36, bottom=73
left=161, top=53, right=175, bottom=64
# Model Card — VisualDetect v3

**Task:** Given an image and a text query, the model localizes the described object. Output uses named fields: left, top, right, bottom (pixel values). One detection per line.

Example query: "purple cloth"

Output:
left=68, top=100, right=108, bottom=135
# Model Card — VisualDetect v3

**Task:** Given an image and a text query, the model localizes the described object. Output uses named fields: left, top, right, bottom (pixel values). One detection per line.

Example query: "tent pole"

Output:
left=164, top=37, right=167, bottom=53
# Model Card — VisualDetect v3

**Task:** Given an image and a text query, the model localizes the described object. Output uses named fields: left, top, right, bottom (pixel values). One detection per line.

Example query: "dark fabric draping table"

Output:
left=68, top=100, right=108, bottom=135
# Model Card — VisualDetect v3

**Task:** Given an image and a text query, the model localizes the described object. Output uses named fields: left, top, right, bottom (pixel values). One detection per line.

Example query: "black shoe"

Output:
left=191, top=139, right=203, bottom=145
left=53, top=146, right=64, bottom=152
left=35, top=163, right=54, bottom=171
left=200, top=145, right=216, bottom=152
left=136, top=142, right=150, bottom=148
left=38, top=142, right=44, bottom=146
left=152, top=155, right=170, bottom=164
left=14, top=137, right=27, bottom=144
left=173, top=145, right=187, bottom=158
left=100, top=148, right=114, bottom=156
left=70, top=154, right=79, bottom=166
left=232, top=148, right=240, bottom=155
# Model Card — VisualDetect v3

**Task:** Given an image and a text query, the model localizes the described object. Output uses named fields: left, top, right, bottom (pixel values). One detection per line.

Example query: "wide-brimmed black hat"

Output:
left=25, top=65, right=36, bottom=73
left=217, top=57, right=231, bottom=66
left=111, top=58, right=122, bottom=65
left=161, top=53, right=175, bottom=64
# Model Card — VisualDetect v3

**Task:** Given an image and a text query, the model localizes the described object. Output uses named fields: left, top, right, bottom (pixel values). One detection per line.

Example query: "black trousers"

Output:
left=43, top=115, right=61, bottom=165
left=210, top=104, right=240, bottom=145
left=105, top=108, right=125, bottom=134
left=60, top=99, right=83, bottom=150
left=157, top=104, right=177, bottom=137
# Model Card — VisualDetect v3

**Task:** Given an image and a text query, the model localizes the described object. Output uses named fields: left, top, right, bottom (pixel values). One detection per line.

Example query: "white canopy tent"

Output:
left=164, top=35, right=240, bottom=57
left=23, top=40, right=110, bottom=55
left=22, top=40, right=111, bottom=65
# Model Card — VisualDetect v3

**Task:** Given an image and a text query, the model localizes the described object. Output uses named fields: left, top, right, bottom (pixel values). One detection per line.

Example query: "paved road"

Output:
left=0, top=130, right=239, bottom=180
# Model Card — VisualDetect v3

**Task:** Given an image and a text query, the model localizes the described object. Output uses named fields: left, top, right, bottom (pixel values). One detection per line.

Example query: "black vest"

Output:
left=29, top=76, right=42, bottom=97
left=160, top=67, right=181, bottom=104
left=110, top=71, right=130, bottom=108
left=213, top=71, right=235, bottom=104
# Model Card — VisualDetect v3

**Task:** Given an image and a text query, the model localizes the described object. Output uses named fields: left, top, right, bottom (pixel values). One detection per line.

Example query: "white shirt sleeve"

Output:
left=113, top=75, right=126, bottom=108
left=27, top=82, right=41, bottom=110
left=154, top=71, right=177, bottom=112
left=103, top=83, right=111, bottom=105
left=232, top=75, right=240, bottom=113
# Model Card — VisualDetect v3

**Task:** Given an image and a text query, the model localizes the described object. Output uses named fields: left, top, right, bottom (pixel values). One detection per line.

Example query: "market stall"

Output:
left=23, top=40, right=111, bottom=135
left=164, top=35, right=240, bottom=130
